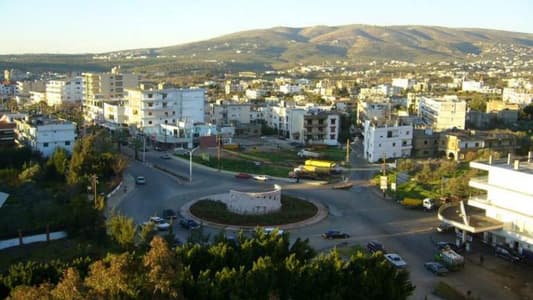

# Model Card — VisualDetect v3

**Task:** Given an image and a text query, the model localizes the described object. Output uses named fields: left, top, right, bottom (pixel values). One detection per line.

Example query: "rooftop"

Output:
left=470, top=158, right=533, bottom=176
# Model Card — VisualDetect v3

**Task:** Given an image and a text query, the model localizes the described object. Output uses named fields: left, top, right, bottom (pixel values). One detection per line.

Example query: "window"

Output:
left=392, top=142, right=396, bottom=146
left=148, top=121, right=152, bottom=125
left=475, top=142, right=479, bottom=147
left=402, top=141, right=407, bottom=146
left=43, top=142, right=49, bottom=147
left=331, top=119, right=336, bottom=125
left=406, top=131, right=410, bottom=135
left=424, top=140, right=428, bottom=145
left=65, top=141, right=70, bottom=146
left=378, top=144, right=381, bottom=147
left=330, top=134, right=335, bottom=139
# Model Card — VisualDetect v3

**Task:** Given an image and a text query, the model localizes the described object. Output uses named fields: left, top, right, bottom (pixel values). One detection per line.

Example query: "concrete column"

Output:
left=483, top=232, right=489, bottom=243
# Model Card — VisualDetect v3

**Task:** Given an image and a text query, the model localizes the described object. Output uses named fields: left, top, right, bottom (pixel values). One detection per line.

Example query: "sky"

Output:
left=0, top=0, right=531, bottom=54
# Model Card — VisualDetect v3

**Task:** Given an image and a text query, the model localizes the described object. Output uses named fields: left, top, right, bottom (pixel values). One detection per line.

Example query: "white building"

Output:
left=279, top=84, right=302, bottom=94
left=126, top=87, right=205, bottom=136
left=392, top=78, right=415, bottom=90
left=363, top=120, right=413, bottom=163
left=45, top=77, right=83, bottom=106
left=210, top=101, right=251, bottom=126
left=418, top=96, right=466, bottom=131
left=245, top=89, right=265, bottom=100
left=304, top=111, right=340, bottom=146
left=15, top=116, right=76, bottom=157
left=502, top=88, right=533, bottom=106
left=462, top=80, right=483, bottom=92
left=357, top=100, right=390, bottom=125
left=439, top=158, right=533, bottom=255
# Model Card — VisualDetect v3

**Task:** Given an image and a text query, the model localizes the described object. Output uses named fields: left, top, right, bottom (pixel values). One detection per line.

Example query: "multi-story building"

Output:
left=279, top=84, right=302, bottom=94
left=418, top=96, right=466, bottom=131
left=303, top=111, right=340, bottom=146
left=15, top=116, right=76, bottom=157
left=363, top=119, right=413, bottom=163
left=502, top=88, right=533, bottom=106
left=411, top=129, right=439, bottom=158
left=210, top=101, right=251, bottom=126
left=357, top=100, right=390, bottom=125
left=439, top=158, right=533, bottom=256
left=45, top=77, right=83, bottom=106
left=82, top=66, right=139, bottom=101
left=0, top=115, right=16, bottom=146
left=462, top=80, right=483, bottom=92
left=392, top=78, right=415, bottom=90
left=125, top=87, right=205, bottom=136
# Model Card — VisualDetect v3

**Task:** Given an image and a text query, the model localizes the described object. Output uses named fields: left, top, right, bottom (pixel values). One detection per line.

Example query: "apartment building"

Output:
left=502, top=88, right=533, bottom=106
left=210, top=101, right=251, bottom=126
left=45, top=77, right=83, bottom=106
left=0, top=115, right=16, bottom=146
left=356, top=100, right=390, bottom=125
left=418, top=96, right=466, bottom=131
left=83, top=66, right=139, bottom=101
left=303, top=111, right=340, bottom=146
left=363, top=119, right=413, bottom=163
left=15, top=116, right=76, bottom=157
left=392, top=78, right=415, bottom=90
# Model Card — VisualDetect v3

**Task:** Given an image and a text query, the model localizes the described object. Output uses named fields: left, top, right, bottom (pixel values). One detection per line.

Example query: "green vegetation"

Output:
left=190, top=195, right=318, bottom=226
left=186, top=154, right=292, bottom=177
left=2, top=232, right=415, bottom=300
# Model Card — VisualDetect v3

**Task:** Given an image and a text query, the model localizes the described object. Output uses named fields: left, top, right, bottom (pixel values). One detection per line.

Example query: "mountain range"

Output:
left=2, top=24, right=533, bottom=72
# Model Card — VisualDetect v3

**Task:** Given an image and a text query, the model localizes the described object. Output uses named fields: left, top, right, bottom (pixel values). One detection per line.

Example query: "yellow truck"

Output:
left=400, top=198, right=436, bottom=210
left=304, top=159, right=337, bottom=169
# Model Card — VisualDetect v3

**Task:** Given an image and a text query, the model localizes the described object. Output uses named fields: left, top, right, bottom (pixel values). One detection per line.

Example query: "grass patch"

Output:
left=316, top=147, right=346, bottom=162
left=190, top=195, right=318, bottom=226
left=433, top=281, right=468, bottom=300
left=0, top=238, right=109, bottom=272
left=186, top=154, right=292, bottom=178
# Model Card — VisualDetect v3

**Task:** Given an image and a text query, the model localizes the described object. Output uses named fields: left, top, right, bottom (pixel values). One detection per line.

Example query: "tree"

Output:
left=18, top=162, right=42, bottom=183
left=84, top=253, right=140, bottom=299
left=143, top=236, right=182, bottom=299
left=7, top=283, right=52, bottom=300
left=111, top=155, right=128, bottom=177
left=46, top=148, right=69, bottom=178
left=107, top=212, right=137, bottom=250
left=50, top=268, right=85, bottom=300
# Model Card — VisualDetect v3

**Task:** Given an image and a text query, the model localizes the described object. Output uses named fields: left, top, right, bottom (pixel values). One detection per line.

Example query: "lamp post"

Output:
left=189, top=146, right=200, bottom=183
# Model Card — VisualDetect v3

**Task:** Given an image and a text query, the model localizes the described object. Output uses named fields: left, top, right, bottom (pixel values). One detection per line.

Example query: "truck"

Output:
left=435, top=248, right=464, bottom=271
left=400, top=198, right=436, bottom=211
left=297, top=149, right=322, bottom=158
left=290, top=159, right=341, bottom=180
left=223, top=143, right=240, bottom=150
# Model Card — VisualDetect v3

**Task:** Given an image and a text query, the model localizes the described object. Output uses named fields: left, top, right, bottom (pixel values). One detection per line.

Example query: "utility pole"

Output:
left=142, top=132, right=146, bottom=163
left=345, top=138, right=350, bottom=163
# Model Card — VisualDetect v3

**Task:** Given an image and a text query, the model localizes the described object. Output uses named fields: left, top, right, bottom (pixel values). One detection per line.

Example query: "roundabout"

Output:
left=180, top=186, right=328, bottom=231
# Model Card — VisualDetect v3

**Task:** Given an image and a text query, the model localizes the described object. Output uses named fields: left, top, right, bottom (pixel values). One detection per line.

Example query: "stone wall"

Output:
left=213, top=185, right=282, bottom=215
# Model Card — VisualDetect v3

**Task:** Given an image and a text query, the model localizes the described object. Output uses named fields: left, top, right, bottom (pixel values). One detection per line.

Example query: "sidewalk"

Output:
left=105, top=174, right=135, bottom=215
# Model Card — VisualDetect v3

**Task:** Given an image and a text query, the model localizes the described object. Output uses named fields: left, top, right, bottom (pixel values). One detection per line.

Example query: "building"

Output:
left=210, top=101, right=251, bottom=126
left=411, top=129, right=439, bottom=158
left=438, top=157, right=533, bottom=255
left=357, top=100, right=390, bottom=125
left=125, top=87, right=205, bottom=136
left=418, top=96, right=466, bottom=131
left=462, top=80, right=483, bottom=92
left=392, top=78, right=415, bottom=90
left=45, top=77, right=83, bottom=106
left=0, top=115, right=16, bottom=146
left=304, top=112, right=340, bottom=146
left=438, top=130, right=518, bottom=161
left=15, top=116, right=76, bottom=157
left=363, top=120, right=413, bottom=163
left=502, top=88, right=533, bottom=106
left=82, top=67, right=140, bottom=101
left=279, top=84, right=302, bottom=94
left=210, top=185, right=282, bottom=215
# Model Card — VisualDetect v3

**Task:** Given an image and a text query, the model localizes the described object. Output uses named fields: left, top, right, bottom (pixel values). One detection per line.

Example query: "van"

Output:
left=495, top=245, right=521, bottom=263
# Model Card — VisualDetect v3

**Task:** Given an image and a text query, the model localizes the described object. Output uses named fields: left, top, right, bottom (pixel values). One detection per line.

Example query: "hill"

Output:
left=2, top=24, right=533, bottom=73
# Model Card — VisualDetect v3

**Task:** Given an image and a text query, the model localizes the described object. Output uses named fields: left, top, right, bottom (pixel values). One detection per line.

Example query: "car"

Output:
left=160, top=154, right=171, bottom=159
left=180, top=218, right=200, bottom=230
left=154, top=146, right=163, bottom=151
left=367, top=240, right=385, bottom=253
left=142, top=216, right=170, bottom=231
left=253, top=175, right=269, bottom=181
left=321, top=230, right=350, bottom=239
left=264, top=227, right=284, bottom=235
left=162, top=209, right=177, bottom=220
left=436, top=242, right=464, bottom=253
left=424, top=261, right=449, bottom=276
left=495, top=245, right=521, bottom=263
left=235, top=173, right=252, bottom=179
left=437, top=222, right=454, bottom=233
left=135, top=176, right=146, bottom=185
left=384, top=253, right=407, bottom=268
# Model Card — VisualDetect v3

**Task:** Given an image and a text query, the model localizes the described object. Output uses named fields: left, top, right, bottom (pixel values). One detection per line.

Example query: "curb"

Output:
left=179, top=194, right=328, bottom=231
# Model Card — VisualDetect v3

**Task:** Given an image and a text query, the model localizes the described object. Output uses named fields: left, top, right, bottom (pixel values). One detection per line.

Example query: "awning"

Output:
left=438, top=201, right=503, bottom=233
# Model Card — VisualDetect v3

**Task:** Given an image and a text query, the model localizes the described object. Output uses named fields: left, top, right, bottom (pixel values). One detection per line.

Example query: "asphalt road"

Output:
left=116, top=144, right=530, bottom=300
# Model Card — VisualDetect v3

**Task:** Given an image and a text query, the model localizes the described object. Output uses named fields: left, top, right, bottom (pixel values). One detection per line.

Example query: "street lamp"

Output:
left=189, top=146, right=200, bottom=183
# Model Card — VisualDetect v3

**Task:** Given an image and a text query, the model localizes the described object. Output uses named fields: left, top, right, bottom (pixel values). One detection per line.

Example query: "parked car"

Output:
left=154, top=146, right=163, bottom=151
left=135, top=176, right=146, bottom=185
left=253, top=175, right=269, bottom=181
left=367, top=240, right=385, bottom=253
left=180, top=218, right=200, bottom=230
left=235, top=173, right=252, bottom=179
left=321, top=230, right=350, bottom=239
left=424, top=261, right=449, bottom=276
left=162, top=209, right=177, bottom=220
left=160, top=154, right=171, bottom=159
left=384, top=253, right=407, bottom=268
left=437, top=222, right=454, bottom=233
left=495, top=245, right=521, bottom=263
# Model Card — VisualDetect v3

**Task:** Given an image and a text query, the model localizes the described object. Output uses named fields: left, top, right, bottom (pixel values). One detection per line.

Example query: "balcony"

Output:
left=468, top=176, right=489, bottom=190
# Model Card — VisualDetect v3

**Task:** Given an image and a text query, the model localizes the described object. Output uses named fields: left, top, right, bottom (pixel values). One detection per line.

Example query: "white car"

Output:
left=143, top=216, right=171, bottom=231
left=264, top=227, right=284, bottom=235
left=384, top=253, right=407, bottom=268
left=253, top=175, right=269, bottom=181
